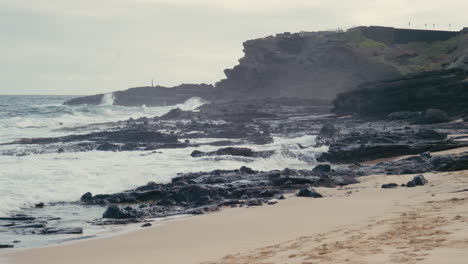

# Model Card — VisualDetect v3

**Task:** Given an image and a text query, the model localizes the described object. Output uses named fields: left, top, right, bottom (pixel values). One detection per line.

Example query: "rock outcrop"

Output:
left=333, top=69, right=468, bottom=119
left=64, top=84, right=216, bottom=106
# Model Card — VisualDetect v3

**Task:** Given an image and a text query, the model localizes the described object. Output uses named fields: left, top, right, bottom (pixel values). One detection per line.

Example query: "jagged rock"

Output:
left=174, top=185, right=216, bottom=204
left=420, top=151, right=431, bottom=159
left=246, top=199, right=264, bottom=206
left=156, top=198, right=176, bottom=206
left=312, top=164, right=331, bottom=174
left=381, top=183, right=398, bottom=189
left=297, top=188, right=323, bottom=198
left=259, top=190, right=276, bottom=198
left=80, top=192, right=93, bottom=203
left=267, top=200, right=278, bottom=205
left=406, top=175, right=428, bottom=187
left=96, top=143, right=119, bottom=151
left=39, top=227, right=83, bottom=235
left=318, top=124, right=340, bottom=139
left=0, top=215, right=35, bottom=221
left=11, top=223, right=47, bottom=229
left=190, top=147, right=274, bottom=158
left=0, top=245, right=14, bottom=248
left=160, top=108, right=198, bottom=120
left=239, top=166, right=256, bottom=174
left=103, top=206, right=131, bottom=219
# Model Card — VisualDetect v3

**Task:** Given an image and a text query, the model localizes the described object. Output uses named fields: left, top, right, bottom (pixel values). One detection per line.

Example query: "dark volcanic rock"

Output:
left=317, top=122, right=465, bottom=163
left=428, top=155, right=456, bottom=171
left=191, top=147, right=274, bottom=158
left=428, top=153, right=468, bottom=172
left=79, top=166, right=357, bottom=224
left=80, top=192, right=93, bottom=203
left=312, top=164, right=331, bottom=174
left=239, top=166, right=256, bottom=174
left=96, top=143, right=119, bottom=151
left=333, top=69, right=468, bottom=118
left=381, top=183, right=398, bottom=189
left=39, top=227, right=83, bottom=235
left=297, top=188, right=323, bottom=198
left=406, top=175, right=428, bottom=187
left=0, top=245, right=14, bottom=248
left=0, top=216, right=35, bottom=221
left=174, top=185, right=218, bottom=204
left=103, top=206, right=132, bottom=219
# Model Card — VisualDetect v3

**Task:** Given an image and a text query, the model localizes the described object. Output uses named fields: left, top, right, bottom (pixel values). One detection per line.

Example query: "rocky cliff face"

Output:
left=215, top=31, right=400, bottom=99
left=216, top=27, right=468, bottom=99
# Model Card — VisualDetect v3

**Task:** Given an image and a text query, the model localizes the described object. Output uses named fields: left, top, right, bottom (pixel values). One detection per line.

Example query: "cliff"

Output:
left=216, top=26, right=468, bottom=99
left=65, top=26, right=468, bottom=106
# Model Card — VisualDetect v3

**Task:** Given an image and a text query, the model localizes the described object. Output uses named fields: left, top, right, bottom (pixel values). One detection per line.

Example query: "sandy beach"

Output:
left=3, top=147, right=468, bottom=264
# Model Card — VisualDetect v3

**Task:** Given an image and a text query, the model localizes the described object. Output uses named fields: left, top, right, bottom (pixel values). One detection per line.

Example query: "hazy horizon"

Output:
left=1, top=0, right=467, bottom=95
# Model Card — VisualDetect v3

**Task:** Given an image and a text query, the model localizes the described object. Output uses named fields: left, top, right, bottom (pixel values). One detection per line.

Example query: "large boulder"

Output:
left=312, top=164, right=332, bottom=174
left=103, top=205, right=131, bottom=219
left=406, top=175, right=428, bottom=187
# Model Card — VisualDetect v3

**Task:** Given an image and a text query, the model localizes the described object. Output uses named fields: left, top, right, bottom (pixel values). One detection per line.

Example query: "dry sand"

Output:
left=3, top=151, right=468, bottom=264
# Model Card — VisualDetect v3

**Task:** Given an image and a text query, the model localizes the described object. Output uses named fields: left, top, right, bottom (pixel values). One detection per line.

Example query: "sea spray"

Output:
left=101, top=93, right=115, bottom=105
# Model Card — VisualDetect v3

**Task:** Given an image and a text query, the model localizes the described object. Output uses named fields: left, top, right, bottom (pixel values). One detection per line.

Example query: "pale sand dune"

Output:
left=3, top=149, right=468, bottom=264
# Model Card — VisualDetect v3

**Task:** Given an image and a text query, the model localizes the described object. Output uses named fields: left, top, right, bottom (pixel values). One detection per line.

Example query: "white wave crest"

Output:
left=100, top=93, right=115, bottom=105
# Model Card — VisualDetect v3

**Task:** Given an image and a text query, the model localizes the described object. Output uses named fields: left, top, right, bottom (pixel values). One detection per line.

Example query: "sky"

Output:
left=0, top=0, right=467, bottom=95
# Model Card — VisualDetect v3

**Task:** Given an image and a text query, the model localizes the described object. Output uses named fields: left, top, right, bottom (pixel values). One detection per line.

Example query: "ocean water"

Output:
left=0, top=95, right=327, bottom=217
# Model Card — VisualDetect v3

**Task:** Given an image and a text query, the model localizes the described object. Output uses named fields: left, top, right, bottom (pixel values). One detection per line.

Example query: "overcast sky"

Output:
left=1, top=0, right=466, bottom=95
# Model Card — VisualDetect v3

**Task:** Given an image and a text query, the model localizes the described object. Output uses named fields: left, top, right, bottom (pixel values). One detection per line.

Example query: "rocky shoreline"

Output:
left=1, top=96, right=468, bottom=249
